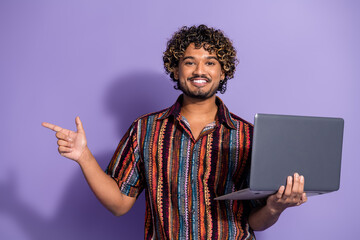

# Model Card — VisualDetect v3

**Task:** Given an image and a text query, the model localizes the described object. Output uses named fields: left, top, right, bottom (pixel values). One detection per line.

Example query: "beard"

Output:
left=178, top=76, right=220, bottom=100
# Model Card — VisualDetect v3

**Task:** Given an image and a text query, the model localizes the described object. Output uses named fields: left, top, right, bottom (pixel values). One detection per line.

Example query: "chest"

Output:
left=138, top=118, right=251, bottom=195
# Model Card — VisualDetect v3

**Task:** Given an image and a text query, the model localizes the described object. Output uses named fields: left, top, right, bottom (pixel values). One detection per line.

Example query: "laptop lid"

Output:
left=249, top=113, right=344, bottom=194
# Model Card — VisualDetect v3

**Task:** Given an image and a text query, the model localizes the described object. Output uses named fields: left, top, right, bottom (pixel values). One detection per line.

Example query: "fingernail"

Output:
left=300, top=175, right=304, bottom=182
left=294, top=173, right=299, bottom=178
left=288, top=176, right=292, bottom=182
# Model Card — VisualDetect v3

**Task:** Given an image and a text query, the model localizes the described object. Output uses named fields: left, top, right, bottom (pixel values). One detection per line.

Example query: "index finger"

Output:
left=42, top=122, right=63, bottom=132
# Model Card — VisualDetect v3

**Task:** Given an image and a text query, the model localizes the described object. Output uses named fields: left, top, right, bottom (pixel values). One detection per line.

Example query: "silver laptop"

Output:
left=215, top=113, right=344, bottom=200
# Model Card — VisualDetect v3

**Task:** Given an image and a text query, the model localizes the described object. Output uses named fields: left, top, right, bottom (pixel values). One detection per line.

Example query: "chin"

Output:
left=179, top=84, right=218, bottom=100
left=184, top=91, right=217, bottom=100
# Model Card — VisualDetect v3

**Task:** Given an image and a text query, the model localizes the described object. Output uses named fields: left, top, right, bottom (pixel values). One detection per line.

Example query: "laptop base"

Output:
left=214, top=189, right=330, bottom=200
left=214, top=188, right=276, bottom=200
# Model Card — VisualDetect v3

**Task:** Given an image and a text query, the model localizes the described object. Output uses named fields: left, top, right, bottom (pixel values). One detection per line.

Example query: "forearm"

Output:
left=77, top=147, right=136, bottom=216
left=248, top=204, right=284, bottom=231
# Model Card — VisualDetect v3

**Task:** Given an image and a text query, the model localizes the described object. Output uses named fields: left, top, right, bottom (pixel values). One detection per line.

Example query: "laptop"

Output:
left=215, top=113, right=344, bottom=200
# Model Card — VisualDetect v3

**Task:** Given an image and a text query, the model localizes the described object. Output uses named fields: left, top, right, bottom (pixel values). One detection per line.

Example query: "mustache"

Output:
left=188, top=75, right=211, bottom=81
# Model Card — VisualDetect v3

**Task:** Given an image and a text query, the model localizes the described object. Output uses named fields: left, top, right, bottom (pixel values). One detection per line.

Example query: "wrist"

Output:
left=77, top=146, right=92, bottom=166
left=266, top=204, right=285, bottom=217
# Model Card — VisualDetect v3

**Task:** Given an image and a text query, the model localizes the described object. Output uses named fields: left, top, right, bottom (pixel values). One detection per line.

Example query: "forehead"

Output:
left=182, top=43, right=217, bottom=58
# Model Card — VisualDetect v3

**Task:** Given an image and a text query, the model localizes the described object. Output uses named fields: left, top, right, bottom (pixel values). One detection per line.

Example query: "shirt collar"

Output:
left=159, top=94, right=236, bottom=129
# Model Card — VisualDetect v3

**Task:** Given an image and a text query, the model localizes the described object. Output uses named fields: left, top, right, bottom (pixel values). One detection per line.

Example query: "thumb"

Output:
left=75, top=116, right=85, bottom=134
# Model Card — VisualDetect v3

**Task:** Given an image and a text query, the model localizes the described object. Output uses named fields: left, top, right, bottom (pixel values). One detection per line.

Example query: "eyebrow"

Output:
left=182, top=56, right=219, bottom=61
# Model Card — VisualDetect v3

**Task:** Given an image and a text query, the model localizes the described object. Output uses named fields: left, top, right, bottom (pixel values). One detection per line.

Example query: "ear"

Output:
left=173, top=68, right=179, bottom=80
left=220, top=70, right=225, bottom=80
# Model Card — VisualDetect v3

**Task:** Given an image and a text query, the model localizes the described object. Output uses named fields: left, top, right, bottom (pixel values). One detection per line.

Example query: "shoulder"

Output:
left=121, top=107, right=171, bottom=139
left=132, top=107, right=171, bottom=125
left=229, top=112, right=254, bottom=129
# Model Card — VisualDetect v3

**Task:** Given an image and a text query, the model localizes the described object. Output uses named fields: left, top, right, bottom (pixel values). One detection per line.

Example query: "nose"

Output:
left=193, top=62, right=205, bottom=75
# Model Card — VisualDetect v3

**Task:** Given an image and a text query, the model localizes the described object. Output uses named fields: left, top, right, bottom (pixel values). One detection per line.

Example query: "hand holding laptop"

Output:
left=248, top=172, right=308, bottom=231
left=267, top=173, right=307, bottom=213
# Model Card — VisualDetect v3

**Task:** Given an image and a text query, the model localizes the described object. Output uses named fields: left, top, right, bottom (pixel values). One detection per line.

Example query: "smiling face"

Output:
left=174, top=43, right=225, bottom=100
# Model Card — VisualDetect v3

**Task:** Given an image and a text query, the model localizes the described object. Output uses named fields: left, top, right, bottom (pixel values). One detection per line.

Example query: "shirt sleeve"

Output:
left=105, top=121, right=144, bottom=198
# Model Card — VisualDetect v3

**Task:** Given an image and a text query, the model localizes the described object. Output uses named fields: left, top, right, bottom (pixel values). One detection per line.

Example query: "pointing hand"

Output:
left=42, top=117, right=87, bottom=162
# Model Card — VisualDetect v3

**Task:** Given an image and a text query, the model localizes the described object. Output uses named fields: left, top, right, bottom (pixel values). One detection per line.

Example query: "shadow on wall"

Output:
left=0, top=162, right=146, bottom=240
left=104, top=71, right=179, bottom=134
left=0, top=71, right=179, bottom=240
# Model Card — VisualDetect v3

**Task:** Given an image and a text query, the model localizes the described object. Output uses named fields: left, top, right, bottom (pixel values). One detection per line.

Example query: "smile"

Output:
left=192, top=79, right=207, bottom=84
left=189, top=78, right=210, bottom=88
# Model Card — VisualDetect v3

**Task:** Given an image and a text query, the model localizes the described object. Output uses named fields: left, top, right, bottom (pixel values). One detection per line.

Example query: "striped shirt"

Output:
left=106, top=95, right=260, bottom=239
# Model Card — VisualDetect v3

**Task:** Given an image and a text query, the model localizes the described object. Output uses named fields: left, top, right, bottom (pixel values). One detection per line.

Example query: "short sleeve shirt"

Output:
left=106, top=95, right=259, bottom=240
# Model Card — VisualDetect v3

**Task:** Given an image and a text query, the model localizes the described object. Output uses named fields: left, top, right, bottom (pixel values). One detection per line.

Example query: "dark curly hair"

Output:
left=163, top=24, right=238, bottom=94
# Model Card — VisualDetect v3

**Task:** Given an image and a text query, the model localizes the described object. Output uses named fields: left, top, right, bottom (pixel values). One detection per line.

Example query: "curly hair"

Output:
left=163, top=24, right=238, bottom=94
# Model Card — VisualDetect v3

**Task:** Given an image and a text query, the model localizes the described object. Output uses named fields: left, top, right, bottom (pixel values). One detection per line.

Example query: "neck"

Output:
left=180, top=94, right=218, bottom=121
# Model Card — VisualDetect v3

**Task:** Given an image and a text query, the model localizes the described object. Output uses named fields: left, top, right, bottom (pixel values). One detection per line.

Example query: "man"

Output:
left=43, top=25, right=307, bottom=239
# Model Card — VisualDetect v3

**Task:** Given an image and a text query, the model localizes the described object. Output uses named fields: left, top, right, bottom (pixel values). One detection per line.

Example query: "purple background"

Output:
left=1, top=1, right=359, bottom=239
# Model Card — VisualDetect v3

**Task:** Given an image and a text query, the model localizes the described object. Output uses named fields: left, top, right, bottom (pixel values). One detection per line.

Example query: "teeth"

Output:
left=193, top=80, right=207, bottom=83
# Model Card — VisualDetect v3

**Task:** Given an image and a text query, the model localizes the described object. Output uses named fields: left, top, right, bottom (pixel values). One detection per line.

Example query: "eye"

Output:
left=206, top=61, right=216, bottom=66
left=184, top=61, right=194, bottom=66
